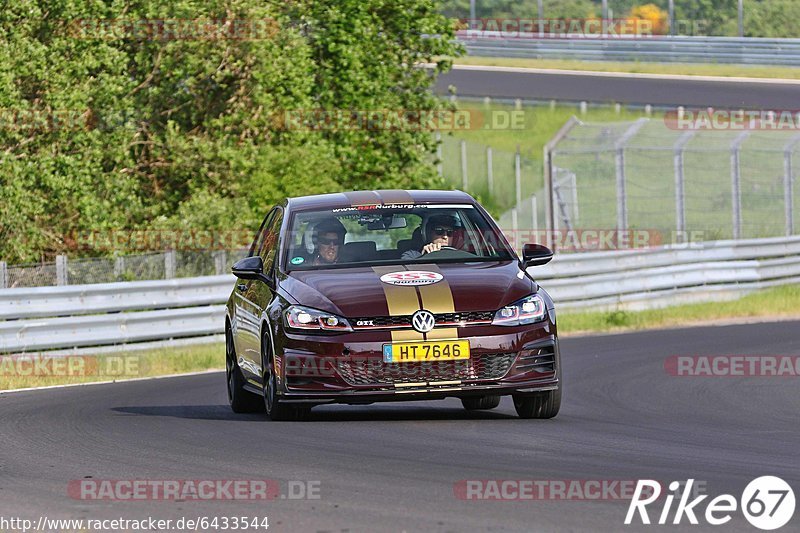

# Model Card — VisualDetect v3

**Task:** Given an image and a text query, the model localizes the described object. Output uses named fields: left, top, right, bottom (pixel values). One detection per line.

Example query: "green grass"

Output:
left=0, top=342, right=223, bottom=391
left=559, top=284, right=800, bottom=335
left=455, top=56, right=800, bottom=80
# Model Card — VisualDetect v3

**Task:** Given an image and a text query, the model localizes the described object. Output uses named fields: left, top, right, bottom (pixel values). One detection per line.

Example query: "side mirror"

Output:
left=232, top=256, right=272, bottom=285
left=522, top=243, right=553, bottom=268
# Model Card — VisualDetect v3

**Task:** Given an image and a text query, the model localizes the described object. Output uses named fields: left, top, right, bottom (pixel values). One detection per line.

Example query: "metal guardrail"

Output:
left=0, top=275, right=235, bottom=320
left=1, top=236, right=799, bottom=353
left=458, top=32, right=800, bottom=66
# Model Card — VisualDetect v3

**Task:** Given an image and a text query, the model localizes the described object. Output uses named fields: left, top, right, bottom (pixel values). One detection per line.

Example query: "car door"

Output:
left=240, top=207, right=283, bottom=384
left=233, top=209, right=275, bottom=381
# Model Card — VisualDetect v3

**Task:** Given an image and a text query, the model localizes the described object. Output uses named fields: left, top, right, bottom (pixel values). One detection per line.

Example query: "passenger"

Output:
left=401, top=215, right=457, bottom=260
left=311, top=218, right=347, bottom=265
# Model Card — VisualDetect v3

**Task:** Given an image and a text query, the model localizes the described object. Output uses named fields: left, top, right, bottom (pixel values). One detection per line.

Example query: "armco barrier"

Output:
left=458, top=33, right=800, bottom=66
left=1, top=236, right=799, bottom=353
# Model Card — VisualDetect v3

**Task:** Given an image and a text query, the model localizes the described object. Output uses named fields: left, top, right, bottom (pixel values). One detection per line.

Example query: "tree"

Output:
left=0, top=0, right=459, bottom=263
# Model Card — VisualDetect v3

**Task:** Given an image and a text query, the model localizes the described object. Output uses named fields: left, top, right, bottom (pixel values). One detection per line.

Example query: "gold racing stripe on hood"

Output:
left=415, top=264, right=458, bottom=340
left=371, top=266, right=424, bottom=342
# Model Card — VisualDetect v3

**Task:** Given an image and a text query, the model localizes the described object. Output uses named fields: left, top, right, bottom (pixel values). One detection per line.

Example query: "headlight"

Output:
left=285, top=305, right=353, bottom=332
left=492, top=294, right=547, bottom=326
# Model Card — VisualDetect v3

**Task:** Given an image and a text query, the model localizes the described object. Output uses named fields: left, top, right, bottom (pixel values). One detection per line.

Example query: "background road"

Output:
left=437, top=65, right=800, bottom=109
left=1, top=321, right=799, bottom=532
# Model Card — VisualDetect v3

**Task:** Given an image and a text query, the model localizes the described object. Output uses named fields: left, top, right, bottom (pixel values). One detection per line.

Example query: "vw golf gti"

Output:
left=226, top=190, right=560, bottom=420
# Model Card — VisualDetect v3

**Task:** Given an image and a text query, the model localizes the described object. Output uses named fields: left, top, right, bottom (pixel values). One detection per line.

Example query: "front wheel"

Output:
left=262, top=331, right=309, bottom=421
left=513, top=389, right=561, bottom=419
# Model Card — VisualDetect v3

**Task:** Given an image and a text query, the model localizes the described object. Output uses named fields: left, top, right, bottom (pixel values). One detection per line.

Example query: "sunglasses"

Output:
left=318, top=237, right=341, bottom=246
left=432, top=226, right=454, bottom=236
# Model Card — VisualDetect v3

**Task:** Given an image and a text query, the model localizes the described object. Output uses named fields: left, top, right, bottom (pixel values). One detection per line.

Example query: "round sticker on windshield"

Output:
left=290, top=256, right=305, bottom=265
left=379, top=271, right=443, bottom=286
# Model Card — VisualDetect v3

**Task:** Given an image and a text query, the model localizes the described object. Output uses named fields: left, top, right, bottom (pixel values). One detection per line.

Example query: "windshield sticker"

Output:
left=379, top=271, right=443, bottom=286
left=290, top=256, right=305, bottom=265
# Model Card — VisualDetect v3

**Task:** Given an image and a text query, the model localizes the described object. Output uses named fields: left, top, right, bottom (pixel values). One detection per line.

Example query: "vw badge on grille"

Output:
left=411, top=310, right=435, bottom=333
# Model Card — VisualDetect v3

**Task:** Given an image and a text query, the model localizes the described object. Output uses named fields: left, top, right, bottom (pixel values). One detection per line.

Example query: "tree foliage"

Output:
left=0, top=0, right=459, bottom=262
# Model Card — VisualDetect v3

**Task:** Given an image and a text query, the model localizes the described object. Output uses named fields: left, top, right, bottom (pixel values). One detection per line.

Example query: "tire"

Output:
left=262, top=330, right=307, bottom=421
left=461, top=395, right=501, bottom=411
left=226, top=327, right=263, bottom=414
left=513, top=388, right=561, bottom=419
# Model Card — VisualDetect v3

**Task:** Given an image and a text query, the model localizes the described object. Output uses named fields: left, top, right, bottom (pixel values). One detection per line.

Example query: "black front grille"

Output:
left=434, top=311, right=494, bottom=324
left=353, top=316, right=411, bottom=328
left=336, top=352, right=517, bottom=386
left=352, top=311, right=494, bottom=329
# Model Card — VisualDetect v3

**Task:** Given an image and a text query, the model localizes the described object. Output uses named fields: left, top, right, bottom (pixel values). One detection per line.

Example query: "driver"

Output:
left=311, top=217, right=347, bottom=265
left=401, top=214, right=457, bottom=260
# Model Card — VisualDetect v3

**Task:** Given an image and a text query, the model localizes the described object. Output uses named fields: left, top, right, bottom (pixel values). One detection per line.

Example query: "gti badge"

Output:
left=411, top=310, right=435, bottom=333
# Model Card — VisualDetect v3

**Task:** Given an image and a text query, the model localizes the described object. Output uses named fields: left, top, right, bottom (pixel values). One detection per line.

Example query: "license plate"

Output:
left=382, top=340, right=470, bottom=363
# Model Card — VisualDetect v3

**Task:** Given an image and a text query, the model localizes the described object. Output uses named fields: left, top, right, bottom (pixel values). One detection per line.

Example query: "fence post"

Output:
left=486, top=146, right=494, bottom=195
left=435, top=131, right=443, bottom=177
left=165, top=250, right=176, bottom=279
left=460, top=140, right=468, bottom=190
left=673, top=131, right=695, bottom=239
left=571, top=172, right=579, bottom=224
left=668, top=0, right=675, bottom=36
left=0, top=261, right=6, bottom=289
left=214, top=250, right=228, bottom=275
left=543, top=116, right=582, bottom=251
left=537, top=0, right=544, bottom=37
left=783, top=136, right=800, bottom=236
left=730, top=132, right=749, bottom=239
left=514, top=145, right=522, bottom=207
left=615, top=118, right=649, bottom=231
left=738, top=0, right=744, bottom=37
left=114, top=256, right=125, bottom=279
left=511, top=207, right=519, bottom=254
left=56, top=255, right=68, bottom=286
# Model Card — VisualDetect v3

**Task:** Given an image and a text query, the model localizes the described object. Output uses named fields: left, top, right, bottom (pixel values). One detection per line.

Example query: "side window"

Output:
left=259, top=208, right=283, bottom=274
left=249, top=209, right=276, bottom=257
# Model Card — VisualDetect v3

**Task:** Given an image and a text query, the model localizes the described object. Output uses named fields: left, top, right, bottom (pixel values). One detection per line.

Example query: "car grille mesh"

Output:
left=335, top=352, right=517, bottom=386
left=352, top=311, right=494, bottom=329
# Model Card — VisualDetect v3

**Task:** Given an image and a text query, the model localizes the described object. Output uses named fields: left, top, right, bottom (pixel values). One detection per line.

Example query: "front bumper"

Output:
left=275, top=322, right=560, bottom=405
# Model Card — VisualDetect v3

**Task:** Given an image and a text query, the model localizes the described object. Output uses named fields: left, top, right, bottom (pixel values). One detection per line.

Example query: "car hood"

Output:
left=280, top=261, right=535, bottom=317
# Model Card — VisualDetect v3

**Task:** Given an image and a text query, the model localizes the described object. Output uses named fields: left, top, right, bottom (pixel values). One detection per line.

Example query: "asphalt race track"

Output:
left=436, top=66, right=800, bottom=109
left=1, top=320, right=799, bottom=532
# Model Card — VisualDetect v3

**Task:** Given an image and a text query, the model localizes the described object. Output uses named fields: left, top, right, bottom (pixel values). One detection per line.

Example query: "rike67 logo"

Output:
left=626, top=477, right=796, bottom=530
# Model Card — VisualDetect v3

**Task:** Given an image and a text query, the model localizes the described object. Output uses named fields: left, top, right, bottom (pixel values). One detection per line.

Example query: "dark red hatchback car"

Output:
left=225, top=190, right=560, bottom=420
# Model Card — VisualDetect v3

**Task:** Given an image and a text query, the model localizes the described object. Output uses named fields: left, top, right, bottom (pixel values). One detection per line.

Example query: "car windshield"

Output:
left=283, top=204, right=515, bottom=271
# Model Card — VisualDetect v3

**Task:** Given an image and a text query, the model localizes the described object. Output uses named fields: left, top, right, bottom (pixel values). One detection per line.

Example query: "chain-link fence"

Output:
left=541, top=118, right=799, bottom=244
left=438, top=115, right=800, bottom=251
left=0, top=249, right=249, bottom=289
left=438, top=132, right=543, bottom=220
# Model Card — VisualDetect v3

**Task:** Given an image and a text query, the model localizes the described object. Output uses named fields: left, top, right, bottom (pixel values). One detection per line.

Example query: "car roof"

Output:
left=286, top=190, right=475, bottom=212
